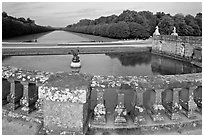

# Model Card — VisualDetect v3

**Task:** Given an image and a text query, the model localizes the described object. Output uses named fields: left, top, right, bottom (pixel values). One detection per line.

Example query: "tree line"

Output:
left=65, top=10, right=202, bottom=39
left=2, top=12, right=55, bottom=39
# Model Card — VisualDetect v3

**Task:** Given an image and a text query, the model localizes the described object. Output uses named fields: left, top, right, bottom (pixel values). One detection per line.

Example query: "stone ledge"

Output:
left=88, top=121, right=202, bottom=135
left=91, top=73, right=202, bottom=90
left=88, top=113, right=202, bottom=135
left=2, top=108, right=43, bottom=135
left=2, top=65, right=52, bottom=84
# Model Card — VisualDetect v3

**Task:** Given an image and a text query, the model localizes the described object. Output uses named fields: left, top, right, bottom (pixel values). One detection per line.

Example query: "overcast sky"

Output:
left=2, top=2, right=202, bottom=27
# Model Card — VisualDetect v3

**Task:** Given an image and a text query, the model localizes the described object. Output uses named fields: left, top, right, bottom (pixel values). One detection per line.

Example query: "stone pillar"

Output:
left=162, top=88, right=182, bottom=120
left=193, top=86, right=202, bottom=113
left=93, top=88, right=106, bottom=125
left=114, top=92, right=127, bottom=126
left=7, top=78, right=23, bottom=111
left=179, top=86, right=198, bottom=119
left=152, top=35, right=162, bottom=53
left=181, top=44, right=185, bottom=57
left=20, top=81, right=38, bottom=115
left=35, top=83, right=44, bottom=118
left=176, top=37, right=181, bottom=56
left=194, top=86, right=202, bottom=108
left=176, top=41, right=185, bottom=57
left=2, top=78, right=11, bottom=105
left=149, top=89, right=165, bottom=122
left=132, top=87, right=146, bottom=126
left=40, top=72, right=92, bottom=135
left=20, top=81, right=29, bottom=114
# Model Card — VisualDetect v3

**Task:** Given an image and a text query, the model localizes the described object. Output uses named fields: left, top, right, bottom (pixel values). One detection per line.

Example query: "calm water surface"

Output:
left=2, top=30, right=118, bottom=44
left=2, top=53, right=201, bottom=76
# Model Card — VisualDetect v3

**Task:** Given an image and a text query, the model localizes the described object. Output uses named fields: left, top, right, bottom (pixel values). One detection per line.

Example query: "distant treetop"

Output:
left=65, top=10, right=202, bottom=39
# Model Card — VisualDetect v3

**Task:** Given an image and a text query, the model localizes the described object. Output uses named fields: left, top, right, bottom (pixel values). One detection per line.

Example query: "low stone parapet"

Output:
left=152, top=35, right=202, bottom=67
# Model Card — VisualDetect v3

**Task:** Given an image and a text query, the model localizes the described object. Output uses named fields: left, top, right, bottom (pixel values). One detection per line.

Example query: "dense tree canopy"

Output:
left=65, top=10, right=202, bottom=39
left=2, top=12, right=54, bottom=39
left=128, top=22, right=149, bottom=39
left=158, top=15, right=175, bottom=35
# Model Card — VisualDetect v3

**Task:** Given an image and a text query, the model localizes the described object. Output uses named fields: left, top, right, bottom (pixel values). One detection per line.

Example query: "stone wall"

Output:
left=152, top=35, right=202, bottom=67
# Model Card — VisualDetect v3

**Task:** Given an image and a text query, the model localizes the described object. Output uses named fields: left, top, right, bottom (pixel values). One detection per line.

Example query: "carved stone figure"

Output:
left=153, top=26, right=160, bottom=36
left=70, top=49, right=81, bottom=73
left=71, top=49, right=80, bottom=63
left=171, top=26, right=178, bottom=36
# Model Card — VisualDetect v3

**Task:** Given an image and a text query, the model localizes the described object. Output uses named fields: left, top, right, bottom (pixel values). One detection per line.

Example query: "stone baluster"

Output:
left=7, top=79, right=23, bottom=111
left=162, top=88, right=182, bottom=120
left=181, top=43, right=185, bottom=57
left=114, top=92, right=127, bottom=126
left=29, top=83, right=39, bottom=107
left=132, top=87, right=146, bottom=126
left=20, top=81, right=29, bottom=114
left=194, top=86, right=202, bottom=110
left=20, top=81, right=37, bottom=115
left=35, top=83, right=44, bottom=118
left=179, top=86, right=198, bottom=119
left=93, top=88, right=106, bottom=125
left=149, top=89, right=165, bottom=122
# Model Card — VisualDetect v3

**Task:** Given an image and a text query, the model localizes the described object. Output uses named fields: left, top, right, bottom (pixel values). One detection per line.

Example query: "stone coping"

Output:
left=91, top=74, right=202, bottom=90
left=153, top=35, right=202, bottom=44
left=2, top=65, right=202, bottom=89
left=2, top=65, right=52, bottom=84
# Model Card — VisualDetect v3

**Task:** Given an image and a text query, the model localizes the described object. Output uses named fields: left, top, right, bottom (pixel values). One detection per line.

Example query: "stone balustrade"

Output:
left=2, top=65, right=202, bottom=134
left=2, top=65, right=52, bottom=114
left=91, top=74, right=202, bottom=126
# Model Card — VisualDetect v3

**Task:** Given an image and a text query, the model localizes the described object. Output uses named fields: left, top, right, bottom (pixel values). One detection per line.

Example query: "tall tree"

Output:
left=185, top=14, right=201, bottom=36
left=118, top=10, right=135, bottom=22
left=138, top=11, right=157, bottom=35
left=107, top=21, right=130, bottom=39
left=195, top=13, right=202, bottom=33
left=128, top=22, right=149, bottom=39
left=158, top=15, right=175, bottom=35
left=2, top=11, right=8, bottom=18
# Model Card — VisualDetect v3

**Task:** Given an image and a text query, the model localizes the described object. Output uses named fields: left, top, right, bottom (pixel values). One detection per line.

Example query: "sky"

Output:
left=2, top=2, right=202, bottom=27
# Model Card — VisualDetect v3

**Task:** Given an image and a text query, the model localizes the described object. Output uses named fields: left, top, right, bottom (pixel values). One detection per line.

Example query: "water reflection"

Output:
left=2, top=31, right=52, bottom=43
left=106, top=52, right=151, bottom=66
left=69, top=31, right=118, bottom=42
left=151, top=55, right=201, bottom=75
left=2, top=53, right=201, bottom=76
left=2, top=55, right=11, bottom=61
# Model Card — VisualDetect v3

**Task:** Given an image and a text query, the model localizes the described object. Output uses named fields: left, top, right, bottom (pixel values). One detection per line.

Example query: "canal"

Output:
left=2, top=30, right=201, bottom=76
left=2, top=30, right=118, bottom=44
